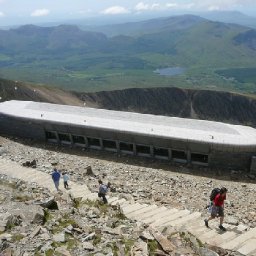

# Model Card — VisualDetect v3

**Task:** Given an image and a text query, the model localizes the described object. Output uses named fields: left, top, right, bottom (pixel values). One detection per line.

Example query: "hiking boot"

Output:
left=219, top=225, right=226, bottom=231
left=204, top=219, right=209, bottom=228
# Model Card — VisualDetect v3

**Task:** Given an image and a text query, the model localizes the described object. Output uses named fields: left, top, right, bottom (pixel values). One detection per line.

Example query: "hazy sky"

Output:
left=0, top=0, right=256, bottom=25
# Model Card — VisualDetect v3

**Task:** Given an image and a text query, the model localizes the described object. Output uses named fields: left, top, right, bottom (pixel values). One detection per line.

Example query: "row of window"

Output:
left=45, top=131, right=208, bottom=165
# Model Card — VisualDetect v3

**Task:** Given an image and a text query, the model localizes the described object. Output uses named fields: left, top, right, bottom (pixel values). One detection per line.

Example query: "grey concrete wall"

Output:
left=0, top=113, right=255, bottom=170
left=209, top=150, right=252, bottom=170
left=0, top=115, right=45, bottom=140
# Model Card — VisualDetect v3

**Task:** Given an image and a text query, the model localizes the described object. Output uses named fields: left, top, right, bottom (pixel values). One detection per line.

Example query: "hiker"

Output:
left=98, top=180, right=110, bottom=204
left=204, top=187, right=228, bottom=231
left=62, top=172, right=70, bottom=189
left=51, top=168, right=61, bottom=191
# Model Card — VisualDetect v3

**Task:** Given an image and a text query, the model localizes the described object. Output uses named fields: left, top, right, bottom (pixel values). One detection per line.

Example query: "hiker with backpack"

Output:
left=204, top=187, right=228, bottom=231
left=98, top=180, right=111, bottom=204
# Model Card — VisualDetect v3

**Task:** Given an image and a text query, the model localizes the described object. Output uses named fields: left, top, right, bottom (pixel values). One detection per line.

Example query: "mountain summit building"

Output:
left=1, top=100, right=256, bottom=171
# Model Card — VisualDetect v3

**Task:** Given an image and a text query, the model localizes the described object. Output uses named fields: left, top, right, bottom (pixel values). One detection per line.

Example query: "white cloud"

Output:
left=135, top=2, right=161, bottom=11
left=208, top=5, right=221, bottom=11
left=0, top=11, right=5, bottom=17
left=166, top=3, right=178, bottom=9
left=31, top=8, right=50, bottom=17
left=193, top=0, right=255, bottom=11
left=151, top=3, right=160, bottom=10
left=101, top=6, right=129, bottom=15
left=135, top=2, right=149, bottom=11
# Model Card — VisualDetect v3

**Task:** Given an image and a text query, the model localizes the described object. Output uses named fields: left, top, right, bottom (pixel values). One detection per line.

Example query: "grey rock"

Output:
left=226, top=216, right=239, bottom=226
left=55, top=246, right=72, bottom=256
left=140, top=230, right=154, bottom=241
left=2, top=202, right=45, bottom=224
left=103, top=227, right=120, bottom=235
left=0, top=213, right=21, bottom=231
left=40, top=241, right=53, bottom=252
left=53, top=232, right=66, bottom=243
left=37, top=196, right=58, bottom=210
left=82, top=232, right=95, bottom=242
left=22, top=159, right=37, bottom=168
left=131, top=240, right=148, bottom=256
left=29, top=226, right=41, bottom=238
left=199, top=247, right=219, bottom=256
left=82, top=241, right=94, bottom=251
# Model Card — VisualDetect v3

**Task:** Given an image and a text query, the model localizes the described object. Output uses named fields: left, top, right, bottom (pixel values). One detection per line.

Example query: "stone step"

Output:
left=152, top=209, right=191, bottom=227
left=199, top=228, right=228, bottom=243
left=122, top=204, right=149, bottom=215
left=111, top=198, right=127, bottom=206
left=143, top=208, right=179, bottom=224
left=28, top=174, right=48, bottom=182
left=237, top=238, right=256, bottom=255
left=108, top=197, right=119, bottom=204
left=209, top=231, right=239, bottom=247
left=83, top=193, right=98, bottom=201
left=136, top=206, right=168, bottom=221
left=2, top=167, right=29, bottom=177
left=0, top=162, right=15, bottom=170
left=168, top=212, right=201, bottom=227
left=71, top=191, right=88, bottom=198
left=69, top=187, right=90, bottom=196
left=221, top=227, right=256, bottom=250
left=126, top=205, right=158, bottom=219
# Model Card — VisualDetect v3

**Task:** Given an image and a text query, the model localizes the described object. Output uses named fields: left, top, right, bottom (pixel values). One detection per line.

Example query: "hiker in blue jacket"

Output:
left=52, top=168, right=61, bottom=191
left=98, top=180, right=110, bottom=204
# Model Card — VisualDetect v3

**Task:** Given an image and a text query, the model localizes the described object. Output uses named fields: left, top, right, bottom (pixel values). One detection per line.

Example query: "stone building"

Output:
left=1, top=100, right=256, bottom=171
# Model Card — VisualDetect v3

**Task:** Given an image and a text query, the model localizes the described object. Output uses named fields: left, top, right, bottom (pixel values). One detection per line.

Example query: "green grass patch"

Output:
left=11, top=233, right=24, bottom=242
left=14, top=194, right=33, bottom=202
left=81, top=199, right=109, bottom=215
left=148, top=240, right=159, bottom=255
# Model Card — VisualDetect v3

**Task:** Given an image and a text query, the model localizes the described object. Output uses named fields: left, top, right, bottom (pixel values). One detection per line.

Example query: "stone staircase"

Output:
left=0, top=157, right=256, bottom=256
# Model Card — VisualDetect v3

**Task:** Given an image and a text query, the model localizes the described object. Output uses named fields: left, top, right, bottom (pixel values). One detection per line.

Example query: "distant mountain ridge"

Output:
left=0, top=14, right=256, bottom=92
left=85, top=14, right=205, bottom=37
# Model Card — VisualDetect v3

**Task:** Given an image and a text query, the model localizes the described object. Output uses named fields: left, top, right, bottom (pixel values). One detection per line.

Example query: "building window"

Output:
left=58, top=133, right=71, bottom=144
left=103, top=139, right=117, bottom=151
left=172, top=150, right=187, bottom=162
left=154, top=147, right=169, bottom=159
left=72, top=135, right=86, bottom=146
left=136, top=144, right=151, bottom=156
left=120, top=141, right=134, bottom=154
left=87, top=137, right=101, bottom=148
left=45, top=131, right=57, bottom=143
left=191, top=153, right=208, bottom=164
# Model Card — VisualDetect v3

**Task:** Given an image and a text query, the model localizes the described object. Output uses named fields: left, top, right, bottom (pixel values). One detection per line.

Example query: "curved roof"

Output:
left=1, top=100, right=256, bottom=149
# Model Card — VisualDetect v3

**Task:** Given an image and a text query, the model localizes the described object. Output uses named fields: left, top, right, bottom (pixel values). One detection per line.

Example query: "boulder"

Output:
left=2, top=202, right=45, bottom=224
left=36, top=196, right=58, bottom=210
left=22, top=159, right=37, bottom=168
left=53, top=233, right=66, bottom=243
left=82, top=241, right=94, bottom=251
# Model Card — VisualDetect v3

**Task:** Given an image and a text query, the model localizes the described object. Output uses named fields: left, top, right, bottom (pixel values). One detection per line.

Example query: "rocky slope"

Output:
left=2, top=136, right=249, bottom=255
left=0, top=78, right=83, bottom=106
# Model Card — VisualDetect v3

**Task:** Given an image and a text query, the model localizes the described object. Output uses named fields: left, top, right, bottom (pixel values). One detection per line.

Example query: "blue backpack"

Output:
left=100, top=184, right=108, bottom=194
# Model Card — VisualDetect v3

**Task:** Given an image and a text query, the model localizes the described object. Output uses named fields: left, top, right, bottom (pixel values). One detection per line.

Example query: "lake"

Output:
left=154, top=67, right=186, bottom=76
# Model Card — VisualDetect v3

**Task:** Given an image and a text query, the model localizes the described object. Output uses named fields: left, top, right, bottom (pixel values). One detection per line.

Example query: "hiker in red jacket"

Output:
left=204, top=187, right=228, bottom=231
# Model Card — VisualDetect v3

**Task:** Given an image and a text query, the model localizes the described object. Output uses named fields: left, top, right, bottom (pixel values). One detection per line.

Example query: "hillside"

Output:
left=0, top=78, right=83, bottom=106
left=0, top=15, right=256, bottom=92
left=1, top=79, right=256, bottom=127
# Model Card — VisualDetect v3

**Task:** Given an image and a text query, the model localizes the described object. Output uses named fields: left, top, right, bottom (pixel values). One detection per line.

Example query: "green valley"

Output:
left=0, top=15, right=256, bottom=92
